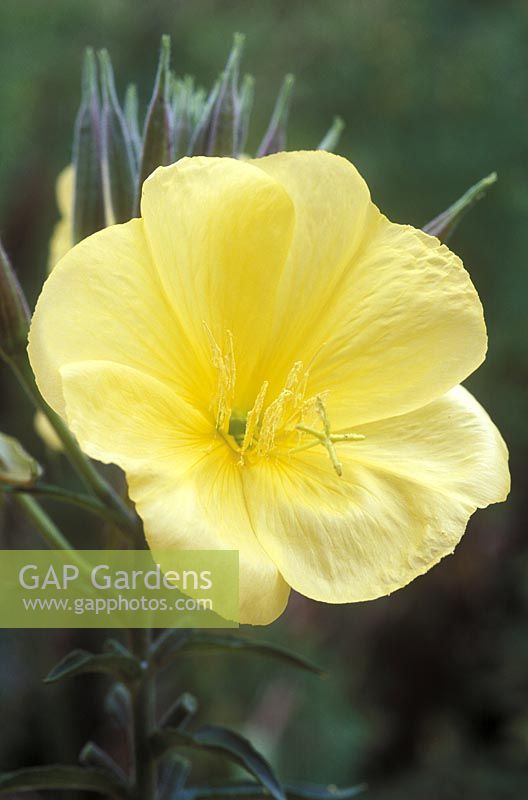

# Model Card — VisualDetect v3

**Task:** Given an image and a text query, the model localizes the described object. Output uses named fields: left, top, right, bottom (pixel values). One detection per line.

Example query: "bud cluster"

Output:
left=71, top=33, right=344, bottom=244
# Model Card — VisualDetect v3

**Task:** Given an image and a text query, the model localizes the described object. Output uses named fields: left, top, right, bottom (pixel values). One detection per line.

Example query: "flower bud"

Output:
left=205, top=33, right=245, bottom=156
left=0, top=431, right=42, bottom=487
left=423, top=172, right=497, bottom=242
left=139, top=35, right=174, bottom=192
left=256, top=74, right=295, bottom=156
left=0, top=238, right=30, bottom=361
left=99, top=50, right=137, bottom=225
left=72, top=48, right=105, bottom=244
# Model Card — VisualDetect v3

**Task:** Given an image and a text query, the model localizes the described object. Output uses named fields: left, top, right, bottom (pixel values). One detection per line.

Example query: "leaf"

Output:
left=104, top=682, right=132, bottom=731
left=79, top=742, right=127, bottom=783
left=152, top=726, right=285, bottom=800
left=153, top=630, right=323, bottom=676
left=159, top=753, right=191, bottom=800
left=0, top=432, right=42, bottom=487
left=422, top=172, right=497, bottom=241
left=180, top=782, right=366, bottom=800
left=45, top=648, right=141, bottom=684
left=0, top=765, right=127, bottom=797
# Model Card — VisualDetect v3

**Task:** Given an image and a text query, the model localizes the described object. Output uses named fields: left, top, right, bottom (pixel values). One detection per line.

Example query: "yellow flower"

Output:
left=28, top=152, right=510, bottom=624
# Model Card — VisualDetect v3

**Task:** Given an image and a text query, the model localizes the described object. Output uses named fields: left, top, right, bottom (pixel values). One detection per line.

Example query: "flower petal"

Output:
left=129, top=452, right=291, bottom=626
left=251, top=151, right=486, bottom=424
left=140, top=157, right=295, bottom=409
left=249, top=150, right=374, bottom=393
left=244, top=386, right=509, bottom=603
left=29, top=219, right=199, bottom=417
left=60, top=360, right=289, bottom=625
left=309, top=220, right=488, bottom=425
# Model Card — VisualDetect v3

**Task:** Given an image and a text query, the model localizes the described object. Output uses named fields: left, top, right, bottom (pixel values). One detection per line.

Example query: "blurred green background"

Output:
left=0, top=0, right=527, bottom=797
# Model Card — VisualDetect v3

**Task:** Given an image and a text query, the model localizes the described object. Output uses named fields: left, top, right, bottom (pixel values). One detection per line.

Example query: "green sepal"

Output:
left=423, top=172, right=497, bottom=242
left=236, top=74, right=255, bottom=155
left=256, top=74, right=295, bottom=156
left=0, top=432, right=42, bottom=487
left=124, top=84, right=142, bottom=168
left=98, top=50, right=137, bottom=224
left=317, top=116, right=345, bottom=152
left=181, top=781, right=366, bottom=800
left=0, top=765, right=127, bottom=797
left=151, top=725, right=285, bottom=800
left=152, top=630, right=323, bottom=676
left=188, top=81, right=221, bottom=155
left=72, top=48, right=105, bottom=244
left=44, top=648, right=141, bottom=684
left=138, top=35, right=174, bottom=196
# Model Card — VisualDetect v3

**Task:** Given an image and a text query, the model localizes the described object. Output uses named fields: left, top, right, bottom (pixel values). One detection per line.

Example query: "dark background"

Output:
left=0, top=1, right=527, bottom=797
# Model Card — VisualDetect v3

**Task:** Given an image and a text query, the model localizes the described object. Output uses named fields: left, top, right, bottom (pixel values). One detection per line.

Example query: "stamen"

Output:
left=204, top=323, right=236, bottom=433
left=241, top=381, right=269, bottom=454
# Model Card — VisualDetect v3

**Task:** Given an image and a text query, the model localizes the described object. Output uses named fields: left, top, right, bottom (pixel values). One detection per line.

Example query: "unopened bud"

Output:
left=139, top=35, right=174, bottom=194
left=72, top=48, right=105, bottom=243
left=99, top=50, right=136, bottom=225
left=0, top=431, right=42, bottom=487
left=0, top=239, right=30, bottom=361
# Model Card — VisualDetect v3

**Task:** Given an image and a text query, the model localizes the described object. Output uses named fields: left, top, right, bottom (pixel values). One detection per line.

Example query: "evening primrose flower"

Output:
left=28, top=151, right=509, bottom=624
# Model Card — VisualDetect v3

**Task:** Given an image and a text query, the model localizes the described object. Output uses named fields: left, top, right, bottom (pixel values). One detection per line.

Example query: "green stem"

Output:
left=13, top=493, right=76, bottom=553
left=7, top=353, right=142, bottom=541
left=129, top=628, right=157, bottom=800
left=9, top=483, right=131, bottom=530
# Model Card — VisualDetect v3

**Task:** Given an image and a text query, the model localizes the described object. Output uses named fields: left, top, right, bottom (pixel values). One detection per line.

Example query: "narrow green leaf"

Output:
left=72, top=48, right=105, bottom=243
left=79, top=742, right=127, bottom=784
left=317, top=116, right=345, bottom=152
left=45, top=648, right=141, bottom=684
left=0, top=432, right=42, bottom=487
left=160, top=691, right=198, bottom=729
left=98, top=50, right=137, bottom=224
left=151, top=725, right=285, bottom=800
left=256, top=74, right=295, bottom=156
left=181, top=782, right=366, bottom=800
left=423, top=172, right=497, bottom=242
left=0, top=765, right=127, bottom=797
left=138, top=35, right=173, bottom=194
left=153, top=630, right=323, bottom=676
left=159, top=753, right=191, bottom=800
left=104, top=682, right=132, bottom=731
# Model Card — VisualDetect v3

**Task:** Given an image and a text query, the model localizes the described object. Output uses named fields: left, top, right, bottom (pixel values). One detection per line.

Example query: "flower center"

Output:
left=205, top=325, right=364, bottom=475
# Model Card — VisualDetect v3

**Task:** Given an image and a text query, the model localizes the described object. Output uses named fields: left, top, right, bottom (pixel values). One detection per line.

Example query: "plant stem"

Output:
left=7, top=353, right=142, bottom=541
left=13, top=493, right=76, bottom=553
left=9, top=483, right=132, bottom=529
left=130, top=628, right=157, bottom=800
